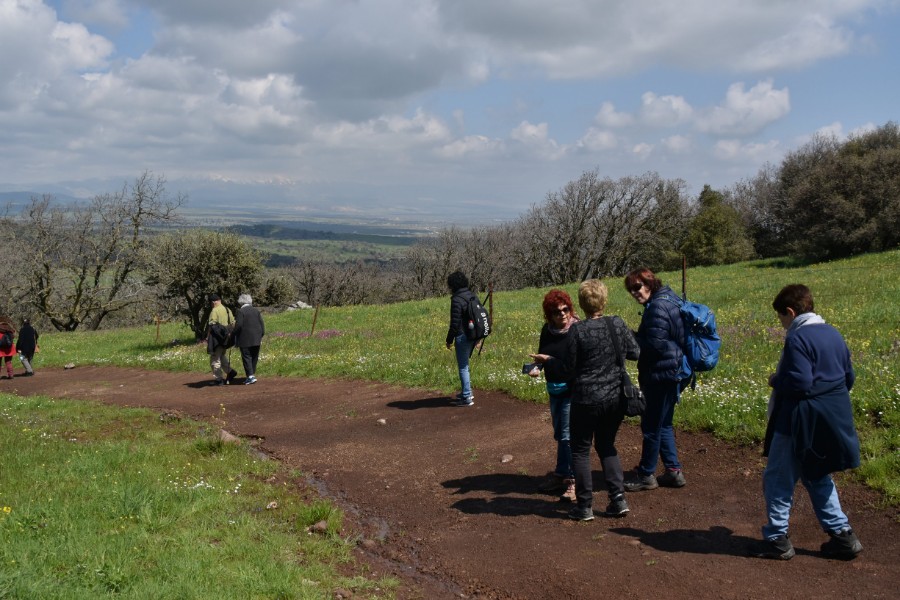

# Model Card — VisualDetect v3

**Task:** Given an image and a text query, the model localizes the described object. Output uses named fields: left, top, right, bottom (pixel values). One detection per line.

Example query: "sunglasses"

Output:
left=629, top=283, right=645, bottom=293
left=552, top=306, right=571, bottom=316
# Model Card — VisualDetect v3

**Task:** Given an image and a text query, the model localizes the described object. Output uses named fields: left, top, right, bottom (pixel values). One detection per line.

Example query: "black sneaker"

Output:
left=604, top=495, right=630, bottom=517
left=226, top=369, right=238, bottom=384
left=568, top=506, right=595, bottom=521
left=213, top=379, right=227, bottom=386
left=657, top=469, right=686, bottom=488
left=751, top=535, right=795, bottom=560
left=450, top=396, right=474, bottom=407
left=821, top=529, right=862, bottom=560
left=624, top=473, right=658, bottom=492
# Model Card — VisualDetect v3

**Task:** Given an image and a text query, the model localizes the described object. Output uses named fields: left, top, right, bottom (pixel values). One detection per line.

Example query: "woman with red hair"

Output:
left=528, top=289, right=579, bottom=501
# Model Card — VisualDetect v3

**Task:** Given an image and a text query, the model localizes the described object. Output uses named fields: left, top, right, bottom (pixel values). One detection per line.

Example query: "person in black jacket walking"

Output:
left=623, top=268, right=689, bottom=492
left=445, top=271, right=476, bottom=406
left=233, top=293, right=265, bottom=385
left=16, top=319, right=39, bottom=377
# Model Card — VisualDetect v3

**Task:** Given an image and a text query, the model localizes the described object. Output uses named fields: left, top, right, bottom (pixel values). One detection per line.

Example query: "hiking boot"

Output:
left=751, top=535, right=795, bottom=560
left=821, top=529, right=862, bottom=560
left=657, top=469, right=686, bottom=488
left=226, top=369, right=238, bottom=384
left=537, top=473, right=566, bottom=493
left=213, top=379, right=227, bottom=386
left=568, top=506, right=594, bottom=521
left=604, top=495, right=630, bottom=518
left=624, top=472, right=658, bottom=492
left=559, top=479, right=576, bottom=503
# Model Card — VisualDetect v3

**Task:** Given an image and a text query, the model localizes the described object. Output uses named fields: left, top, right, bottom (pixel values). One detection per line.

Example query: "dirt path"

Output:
left=8, top=367, right=899, bottom=599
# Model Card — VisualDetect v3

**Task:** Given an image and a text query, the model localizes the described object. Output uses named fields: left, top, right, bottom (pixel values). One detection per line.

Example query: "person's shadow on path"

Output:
left=610, top=526, right=816, bottom=558
left=387, top=396, right=462, bottom=410
left=442, top=472, right=614, bottom=520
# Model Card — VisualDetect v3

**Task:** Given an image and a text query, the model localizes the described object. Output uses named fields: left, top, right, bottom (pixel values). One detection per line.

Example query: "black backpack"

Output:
left=464, top=292, right=492, bottom=342
left=0, top=333, right=11, bottom=350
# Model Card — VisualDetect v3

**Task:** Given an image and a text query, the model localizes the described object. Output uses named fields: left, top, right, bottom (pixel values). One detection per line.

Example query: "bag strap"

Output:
left=602, top=316, right=625, bottom=369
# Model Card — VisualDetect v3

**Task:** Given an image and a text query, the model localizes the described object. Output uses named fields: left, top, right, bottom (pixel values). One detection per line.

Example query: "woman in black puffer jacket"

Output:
left=623, top=268, right=689, bottom=492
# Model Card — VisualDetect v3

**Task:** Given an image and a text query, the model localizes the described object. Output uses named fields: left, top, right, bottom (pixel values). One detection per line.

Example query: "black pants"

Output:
left=240, top=346, right=260, bottom=378
left=570, top=402, right=625, bottom=508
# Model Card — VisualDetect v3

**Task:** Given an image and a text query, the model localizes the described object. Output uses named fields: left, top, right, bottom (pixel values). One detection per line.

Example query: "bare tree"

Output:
left=289, top=260, right=386, bottom=307
left=512, top=170, right=691, bottom=286
left=13, top=172, right=183, bottom=331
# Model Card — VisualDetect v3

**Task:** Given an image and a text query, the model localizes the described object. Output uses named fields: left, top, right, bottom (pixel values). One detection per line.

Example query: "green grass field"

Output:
left=0, top=395, right=397, bottom=599
left=27, top=250, right=900, bottom=504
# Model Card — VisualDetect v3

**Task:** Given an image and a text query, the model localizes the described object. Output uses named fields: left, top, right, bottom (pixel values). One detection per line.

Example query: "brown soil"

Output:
left=9, top=366, right=899, bottom=599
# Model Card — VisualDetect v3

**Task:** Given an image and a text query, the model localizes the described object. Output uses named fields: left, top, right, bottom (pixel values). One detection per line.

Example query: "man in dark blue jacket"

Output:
left=754, top=284, right=862, bottom=561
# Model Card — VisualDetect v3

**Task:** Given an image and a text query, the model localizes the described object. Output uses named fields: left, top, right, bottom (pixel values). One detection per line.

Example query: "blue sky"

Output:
left=1, top=0, right=898, bottom=222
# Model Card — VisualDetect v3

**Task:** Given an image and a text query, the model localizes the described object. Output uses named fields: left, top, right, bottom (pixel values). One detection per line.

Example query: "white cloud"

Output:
left=577, top=128, right=618, bottom=152
left=0, top=0, right=896, bottom=219
left=0, top=0, right=113, bottom=105
left=594, top=102, right=633, bottom=128
left=696, top=80, right=790, bottom=136
left=735, top=13, right=854, bottom=71
left=435, top=135, right=503, bottom=158
left=639, top=92, right=693, bottom=127
left=632, top=142, right=654, bottom=159
left=661, top=135, right=692, bottom=153
left=714, top=139, right=781, bottom=162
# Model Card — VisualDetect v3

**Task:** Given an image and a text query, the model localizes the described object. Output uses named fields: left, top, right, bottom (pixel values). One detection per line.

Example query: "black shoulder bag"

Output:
left=604, top=317, right=645, bottom=417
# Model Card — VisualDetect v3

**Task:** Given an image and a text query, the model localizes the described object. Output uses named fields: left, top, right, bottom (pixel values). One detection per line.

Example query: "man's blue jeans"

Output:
left=637, top=379, right=682, bottom=475
left=548, top=394, right=573, bottom=477
left=762, top=431, right=850, bottom=539
left=454, top=333, right=473, bottom=398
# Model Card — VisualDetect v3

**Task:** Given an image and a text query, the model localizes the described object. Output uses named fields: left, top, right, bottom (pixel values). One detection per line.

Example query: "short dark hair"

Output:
left=772, top=284, right=814, bottom=315
left=208, top=293, right=221, bottom=302
left=447, top=271, right=468, bottom=292
left=624, top=268, right=662, bottom=294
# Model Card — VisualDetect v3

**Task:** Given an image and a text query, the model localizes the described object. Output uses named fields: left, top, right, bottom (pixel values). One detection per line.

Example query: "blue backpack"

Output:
left=660, top=295, right=721, bottom=382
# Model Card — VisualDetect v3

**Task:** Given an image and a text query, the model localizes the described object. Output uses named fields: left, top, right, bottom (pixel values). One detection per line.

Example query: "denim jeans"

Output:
left=548, top=394, right=573, bottom=477
left=637, top=379, right=682, bottom=475
left=454, top=333, right=473, bottom=398
left=570, top=403, right=625, bottom=507
left=762, top=431, right=850, bottom=540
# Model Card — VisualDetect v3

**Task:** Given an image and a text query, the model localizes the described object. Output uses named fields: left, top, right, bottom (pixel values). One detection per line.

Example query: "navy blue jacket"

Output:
left=768, top=322, right=860, bottom=479
left=635, top=285, right=686, bottom=384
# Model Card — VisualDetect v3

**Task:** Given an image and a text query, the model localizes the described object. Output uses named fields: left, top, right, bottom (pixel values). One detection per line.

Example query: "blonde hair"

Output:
left=578, top=279, right=608, bottom=317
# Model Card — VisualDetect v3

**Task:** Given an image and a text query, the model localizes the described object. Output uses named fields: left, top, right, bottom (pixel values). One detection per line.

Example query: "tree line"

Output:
left=2, top=122, right=897, bottom=332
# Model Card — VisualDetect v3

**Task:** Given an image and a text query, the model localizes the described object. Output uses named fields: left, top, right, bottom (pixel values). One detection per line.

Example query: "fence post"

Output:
left=311, top=305, right=320, bottom=336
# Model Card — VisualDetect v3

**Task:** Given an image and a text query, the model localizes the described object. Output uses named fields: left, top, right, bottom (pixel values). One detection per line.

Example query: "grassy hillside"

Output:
left=34, top=250, right=900, bottom=503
